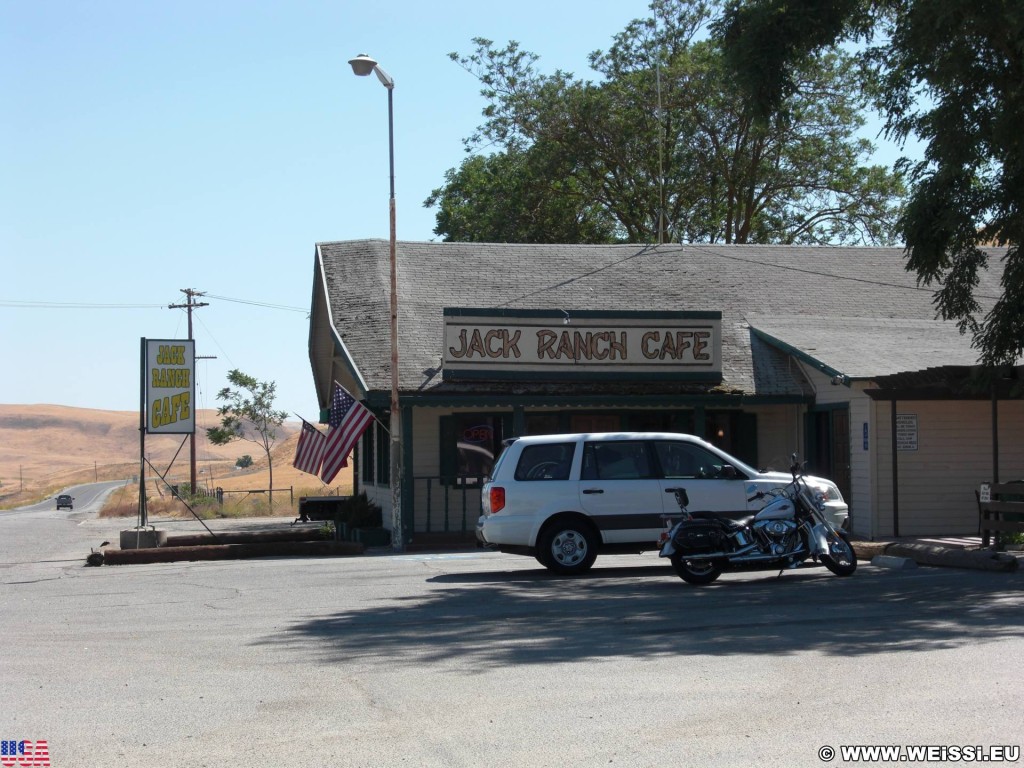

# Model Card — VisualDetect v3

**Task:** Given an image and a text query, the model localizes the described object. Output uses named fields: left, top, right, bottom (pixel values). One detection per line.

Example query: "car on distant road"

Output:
left=56, top=494, right=74, bottom=510
left=478, top=432, right=848, bottom=574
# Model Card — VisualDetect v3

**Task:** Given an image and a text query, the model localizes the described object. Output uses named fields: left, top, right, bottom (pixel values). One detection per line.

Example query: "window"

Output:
left=440, top=414, right=507, bottom=486
left=376, top=423, right=390, bottom=485
left=570, top=414, right=621, bottom=433
left=361, top=424, right=375, bottom=484
left=653, top=440, right=731, bottom=479
left=705, top=410, right=758, bottom=467
left=626, top=410, right=693, bottom=432
left=525, top=413, right=562, bottom=435
left=581, top=441, right=653, bottom=480
left=514, top=442, right=576, bottom=481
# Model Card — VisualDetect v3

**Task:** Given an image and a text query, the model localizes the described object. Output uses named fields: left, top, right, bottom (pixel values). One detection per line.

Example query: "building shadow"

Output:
left=254, top=565, right=1024, bottom=670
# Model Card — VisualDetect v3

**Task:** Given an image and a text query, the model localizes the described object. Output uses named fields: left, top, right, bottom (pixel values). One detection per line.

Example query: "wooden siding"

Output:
left=870, top=400, right=1024, bottom=536
left=751, top=404, right=804, bottom=472
left=847, top=389, right=874, bottom=538
left=803, top=364, right=849, bottom=407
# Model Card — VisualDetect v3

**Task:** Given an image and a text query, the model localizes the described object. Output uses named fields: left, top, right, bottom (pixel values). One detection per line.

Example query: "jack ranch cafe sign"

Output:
left=143, top=338, right=195, bottom=433
left=442, top=309, right=722, bottom=381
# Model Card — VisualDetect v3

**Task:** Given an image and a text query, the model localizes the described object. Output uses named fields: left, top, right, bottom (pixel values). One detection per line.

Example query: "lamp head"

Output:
left=349, top=54, right=378, bottom=77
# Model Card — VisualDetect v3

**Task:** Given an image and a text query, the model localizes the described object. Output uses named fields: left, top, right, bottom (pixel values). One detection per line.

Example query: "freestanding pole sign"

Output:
left=139, top=338, right=195, bottom=528
left=145, top=339, right=196, bottom=434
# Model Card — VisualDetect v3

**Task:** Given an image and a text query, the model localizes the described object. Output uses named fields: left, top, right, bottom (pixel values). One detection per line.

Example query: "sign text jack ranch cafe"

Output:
left=143, top=338, right=195, bottom=434
left=442, top=309, right=722, bottom=381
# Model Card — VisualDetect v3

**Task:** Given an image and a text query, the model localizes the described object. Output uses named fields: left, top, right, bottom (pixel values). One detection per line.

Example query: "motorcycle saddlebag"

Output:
left=672, top=520, right=725, bottom=554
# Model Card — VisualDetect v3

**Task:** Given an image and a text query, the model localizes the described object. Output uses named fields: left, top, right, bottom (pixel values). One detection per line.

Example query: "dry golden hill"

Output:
left=0, top=404, right=351, bottom=509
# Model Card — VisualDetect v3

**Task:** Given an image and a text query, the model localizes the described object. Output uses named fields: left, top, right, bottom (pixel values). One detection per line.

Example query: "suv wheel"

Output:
left=536, top=518, right=598, bottom=575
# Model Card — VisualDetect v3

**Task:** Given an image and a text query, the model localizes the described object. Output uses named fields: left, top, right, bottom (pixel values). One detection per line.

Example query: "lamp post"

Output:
left=349, top=53, right=403, bottom=553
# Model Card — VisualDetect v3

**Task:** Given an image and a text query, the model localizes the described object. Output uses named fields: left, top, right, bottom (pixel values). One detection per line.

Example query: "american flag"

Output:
left=1, top=740, right=50, bottom=767
left=292, top=419, right=327, bottom=476
left=319, top=382, right=374, bottom=484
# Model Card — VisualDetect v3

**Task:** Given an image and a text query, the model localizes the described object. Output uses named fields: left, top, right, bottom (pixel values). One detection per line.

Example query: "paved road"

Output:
left=1, top=492, right=1022, bottom=767
left=4, top=478, right=130, bottom=516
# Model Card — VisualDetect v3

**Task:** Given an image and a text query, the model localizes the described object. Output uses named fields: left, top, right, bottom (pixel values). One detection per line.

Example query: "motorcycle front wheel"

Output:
left=821, top=531, right=857, bottom=576
left=669, top=553, right=722, bottom=585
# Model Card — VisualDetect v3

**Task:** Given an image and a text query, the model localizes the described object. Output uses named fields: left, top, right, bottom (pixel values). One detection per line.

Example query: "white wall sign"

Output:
left=442, top=309, right=722, bottom=381
left=896, top=413, right=918, bottom=452
left=144, top=338, right=195, bottom=434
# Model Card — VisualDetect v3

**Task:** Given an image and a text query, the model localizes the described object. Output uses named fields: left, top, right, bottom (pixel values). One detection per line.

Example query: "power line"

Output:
left=204, top=294, right=308, bottom=313
left=0, top=294, right=309, bottom=313
left=695, top=245, right=1004, bottom=301
left=0, top=299, right=167, bottom=309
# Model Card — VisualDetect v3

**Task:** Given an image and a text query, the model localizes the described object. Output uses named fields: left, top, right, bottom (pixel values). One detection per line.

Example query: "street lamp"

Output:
left=349, top=54, right=403, bottom=553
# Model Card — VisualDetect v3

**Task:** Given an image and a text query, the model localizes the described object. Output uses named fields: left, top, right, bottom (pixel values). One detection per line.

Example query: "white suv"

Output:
left=478, top=432, right=848, bottom=574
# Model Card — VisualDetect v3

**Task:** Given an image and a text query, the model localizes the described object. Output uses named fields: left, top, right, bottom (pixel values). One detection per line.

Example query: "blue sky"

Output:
left=1, top=1, right=917, bottom=421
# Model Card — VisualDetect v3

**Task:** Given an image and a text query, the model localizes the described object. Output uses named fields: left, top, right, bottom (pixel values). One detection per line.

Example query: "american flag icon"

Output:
left=0, top=740, right=50, bottom=767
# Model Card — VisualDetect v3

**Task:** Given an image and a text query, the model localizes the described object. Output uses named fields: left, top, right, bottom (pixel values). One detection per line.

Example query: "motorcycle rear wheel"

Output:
left=669, top=553, right=722, bottom=585
left=821, top=531, right=857, bottom=576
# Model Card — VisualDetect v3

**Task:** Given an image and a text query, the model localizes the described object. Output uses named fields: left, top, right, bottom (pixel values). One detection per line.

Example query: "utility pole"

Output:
left=168, top=289, right=209, bottom=493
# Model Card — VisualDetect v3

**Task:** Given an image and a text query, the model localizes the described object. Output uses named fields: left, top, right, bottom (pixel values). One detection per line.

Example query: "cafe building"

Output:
left=308, top=240, right=1023, bottom=543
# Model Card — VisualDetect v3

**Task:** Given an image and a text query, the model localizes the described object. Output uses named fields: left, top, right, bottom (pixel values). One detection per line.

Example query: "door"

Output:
left=651, top=439, right=749, bottom=521
left=578, top=440, right=663, bottom=544
left=831, top=409, right=851, bottom=502
left=807, top=407, right=851, bottom=503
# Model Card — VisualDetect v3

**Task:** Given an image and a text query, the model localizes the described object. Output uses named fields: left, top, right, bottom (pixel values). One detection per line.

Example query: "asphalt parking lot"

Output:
left=2, top=496, right=1023, bottom=767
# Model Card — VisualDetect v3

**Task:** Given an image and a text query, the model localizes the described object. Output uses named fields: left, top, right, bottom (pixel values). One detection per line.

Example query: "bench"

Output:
left=294, top=496, right=352, bottom=540
left=978, top=482, right=1024, bottom=547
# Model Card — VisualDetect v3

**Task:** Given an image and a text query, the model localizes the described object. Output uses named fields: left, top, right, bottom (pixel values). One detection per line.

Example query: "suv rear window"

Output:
left=514, top=442, right=576, bottom=481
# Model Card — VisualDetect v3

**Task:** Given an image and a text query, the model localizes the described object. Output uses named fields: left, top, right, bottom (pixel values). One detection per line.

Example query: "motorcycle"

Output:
left=658, top=455, right=857, bottom=585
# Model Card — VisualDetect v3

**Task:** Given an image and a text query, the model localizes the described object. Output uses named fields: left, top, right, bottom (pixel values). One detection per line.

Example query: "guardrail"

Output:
left=978, top=482, right=1024, bottom=547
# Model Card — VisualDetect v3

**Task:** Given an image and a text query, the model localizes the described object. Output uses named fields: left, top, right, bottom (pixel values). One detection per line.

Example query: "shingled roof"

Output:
left=314, top=240, right=1009, bottom=400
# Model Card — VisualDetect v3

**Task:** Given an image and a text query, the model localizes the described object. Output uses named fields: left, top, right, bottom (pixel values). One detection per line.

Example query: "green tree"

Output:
left=429, top=0, right=904, bottom=246
left=425, top=150, right=619, bottom=243
left=235, top=455, right=254, bottom=469
left=718, top=0, right=1024, bottom=366
left=207, top=370, right=288, bottom=510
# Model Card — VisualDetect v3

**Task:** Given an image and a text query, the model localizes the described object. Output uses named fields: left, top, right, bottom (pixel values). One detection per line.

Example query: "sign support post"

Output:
left=126, top=337, right=195, bottom=549
left=139, top=337, right=148, bottom=528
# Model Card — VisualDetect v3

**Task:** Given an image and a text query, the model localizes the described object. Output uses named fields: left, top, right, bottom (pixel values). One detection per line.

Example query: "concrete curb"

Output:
left=852, top=541, right=1019, bottom=572
left=92, top=521, right=1018, bottom=572
left=165, top=529, right=329, bottom=547
left=103, top=540, right=365, bottom=565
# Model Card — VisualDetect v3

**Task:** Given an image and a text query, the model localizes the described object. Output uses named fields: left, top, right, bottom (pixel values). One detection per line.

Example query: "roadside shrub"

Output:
left=341, top=492, right=382, bottom=529
left=1001, top=531, right=1024, bottom=547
